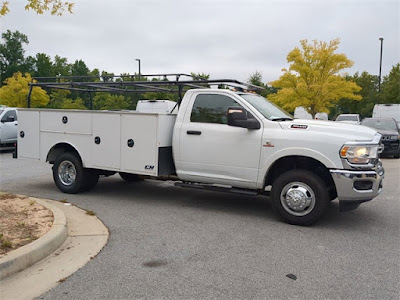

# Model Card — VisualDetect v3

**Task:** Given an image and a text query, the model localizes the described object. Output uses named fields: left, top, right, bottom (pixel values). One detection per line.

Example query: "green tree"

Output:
left=248, top=71, right=264, bottom=87
left=92, top=93, right=130, bottom=110
left=48, top=89, right=71, bottom=108
left=53, top=55, right=71, bottom=76
left=269, top=39, right=362, bottom=118
left=1, top=0, right=74, bottom=16
left=30, top=53, right=54, bottom=78
left=333, top=72, right=379, bottom=119
left=71, top=59, right=90, bottom=77
left=248, top=71, right=277, bottom=98
left=0, top=72, right=49, bottom=107
left=0, top=30, right=30, bottom=85
left=381, top=63, right=400, bottom=104
left=61, top=98, right=87, bottom=109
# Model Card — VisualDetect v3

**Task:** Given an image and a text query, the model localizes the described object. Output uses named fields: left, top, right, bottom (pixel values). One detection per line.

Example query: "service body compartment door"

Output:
left=18, top=110, right=40, bottom=159
left=40, top=110, right=91, bottom=134
left=91, top=113, right=121, bottom=169
left=121, top=114, right=157, bottom=175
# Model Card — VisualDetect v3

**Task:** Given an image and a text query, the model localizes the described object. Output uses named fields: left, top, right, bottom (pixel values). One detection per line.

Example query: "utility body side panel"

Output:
left=18, top=110, right=40, bottom=159
left=17, top=109, right=176, bottom=177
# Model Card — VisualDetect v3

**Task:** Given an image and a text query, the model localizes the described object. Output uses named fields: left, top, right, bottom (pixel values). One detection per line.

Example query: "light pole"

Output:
left=135, top=58, right=141, bottom=81
left=378, top=37, right=384, bottom=92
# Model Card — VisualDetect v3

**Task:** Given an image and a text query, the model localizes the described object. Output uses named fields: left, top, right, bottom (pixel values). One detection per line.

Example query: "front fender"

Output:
left=257, top=148, right=336, bottom=189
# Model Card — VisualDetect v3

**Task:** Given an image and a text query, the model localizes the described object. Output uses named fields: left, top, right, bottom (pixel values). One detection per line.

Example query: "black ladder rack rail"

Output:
left=26, top=73, right=263, bottom=108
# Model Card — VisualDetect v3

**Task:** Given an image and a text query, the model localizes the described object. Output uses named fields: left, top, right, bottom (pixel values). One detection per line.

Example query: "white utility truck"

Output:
left=16, top=74, right=385, bottom=225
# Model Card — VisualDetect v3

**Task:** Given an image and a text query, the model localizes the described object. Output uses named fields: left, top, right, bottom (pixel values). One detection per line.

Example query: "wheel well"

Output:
left=265, top=156, right=337, bottom=200
left=47, top=143, right=81, bottom=164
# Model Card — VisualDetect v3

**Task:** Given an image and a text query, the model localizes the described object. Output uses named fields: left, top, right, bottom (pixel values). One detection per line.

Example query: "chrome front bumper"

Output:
left=330, top=163, right=384, bottom=202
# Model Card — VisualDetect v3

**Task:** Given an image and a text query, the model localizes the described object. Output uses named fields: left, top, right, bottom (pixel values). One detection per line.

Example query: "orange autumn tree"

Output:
left=269, top=39, right=361, bottom=118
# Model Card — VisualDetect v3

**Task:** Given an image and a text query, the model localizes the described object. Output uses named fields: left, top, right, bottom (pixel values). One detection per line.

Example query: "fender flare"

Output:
left=46, top=142, right=87, bottom=166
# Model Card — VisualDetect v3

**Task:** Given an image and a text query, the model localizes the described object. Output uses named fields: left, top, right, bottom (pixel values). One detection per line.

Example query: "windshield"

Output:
left=336, top=115, right=358, bottom=121
left=240, top=94, right=292, bottom=120
left=0, top=109, right=4, bottom=115
left=361, top=118, right=398, bottom=131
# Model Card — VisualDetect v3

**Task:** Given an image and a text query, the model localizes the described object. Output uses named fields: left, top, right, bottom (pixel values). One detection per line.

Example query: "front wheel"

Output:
left=271, top=169, right=329, bottom=226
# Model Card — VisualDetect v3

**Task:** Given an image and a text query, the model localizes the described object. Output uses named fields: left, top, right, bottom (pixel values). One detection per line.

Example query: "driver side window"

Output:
left=191, top=94, right=240, bottom=124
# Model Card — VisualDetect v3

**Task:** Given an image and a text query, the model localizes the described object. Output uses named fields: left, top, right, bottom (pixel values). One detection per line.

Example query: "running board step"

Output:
left=175, top=182, right=258, bottom=196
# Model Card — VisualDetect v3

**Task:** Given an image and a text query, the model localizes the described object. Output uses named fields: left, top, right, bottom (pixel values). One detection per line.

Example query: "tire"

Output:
left=53, top=152, right=94, bottom=194
left=271, top=169, right=329, bottom=226
left=394, top=150, right=400, bottom=159
left=82, top=169, right=99, bottom=192
left=119, top=172, right=143, bottom=182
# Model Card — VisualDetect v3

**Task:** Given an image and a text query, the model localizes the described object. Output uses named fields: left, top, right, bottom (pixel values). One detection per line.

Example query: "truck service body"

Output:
left=16, top=75, right=385, bottom=225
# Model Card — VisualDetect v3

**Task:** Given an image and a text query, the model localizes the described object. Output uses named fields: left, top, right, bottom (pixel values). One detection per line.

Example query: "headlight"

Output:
left=340, top=145, right=379, bottom=164
left=390, top=135, right=400, bottom=140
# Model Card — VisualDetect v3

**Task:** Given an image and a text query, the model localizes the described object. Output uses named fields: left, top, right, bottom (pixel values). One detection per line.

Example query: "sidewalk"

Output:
left=0, top=199, right=109, bottom=300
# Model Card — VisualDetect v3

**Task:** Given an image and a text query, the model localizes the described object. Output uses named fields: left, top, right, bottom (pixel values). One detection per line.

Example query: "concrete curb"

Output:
left=0, top=198, right=68, bottom=281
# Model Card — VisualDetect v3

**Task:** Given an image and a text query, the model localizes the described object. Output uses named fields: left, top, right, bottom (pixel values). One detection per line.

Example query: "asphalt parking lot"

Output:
left=0, top=152, right=399, bottom=299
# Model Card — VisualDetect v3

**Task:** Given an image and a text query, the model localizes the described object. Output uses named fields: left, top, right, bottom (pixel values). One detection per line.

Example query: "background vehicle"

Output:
left=335, top=114, right=360, bottom=124
left=0, top=107, right=18, bottom=148
left=294, top=106, right=328, bottom=120
left=361, top=118, right=400, bottom=158
left=16, top=74, right=384, bottom=225
left=373, top=104, right=400, bottom=127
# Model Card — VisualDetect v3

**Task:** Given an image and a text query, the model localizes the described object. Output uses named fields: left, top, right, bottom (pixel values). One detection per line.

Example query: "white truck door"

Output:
left=178, top=93, right=263, bottom=189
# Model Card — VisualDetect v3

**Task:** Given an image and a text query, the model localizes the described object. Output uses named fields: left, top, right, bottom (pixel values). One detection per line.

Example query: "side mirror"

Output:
left=227, top=107, right=260, bottom=130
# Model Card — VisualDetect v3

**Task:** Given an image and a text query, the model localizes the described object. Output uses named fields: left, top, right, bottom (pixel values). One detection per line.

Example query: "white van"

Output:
left=373, top=104, right=400, bottom=126
left=294, top=106, right=328, bottom=120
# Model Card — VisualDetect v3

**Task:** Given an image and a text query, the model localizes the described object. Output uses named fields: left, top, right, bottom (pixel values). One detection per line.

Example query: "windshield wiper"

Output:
left=270, top=117, right=293, bottom=121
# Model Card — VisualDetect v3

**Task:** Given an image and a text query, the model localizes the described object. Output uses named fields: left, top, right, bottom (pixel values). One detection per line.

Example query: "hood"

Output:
left=279, top=119, right=378, bottom=142
left=372, top=129, right=399, bottom=136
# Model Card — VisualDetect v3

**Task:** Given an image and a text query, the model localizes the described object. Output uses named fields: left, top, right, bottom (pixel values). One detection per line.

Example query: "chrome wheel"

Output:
left=280, top=182, right=316, bottom=217
left=58, top=160, right=77, bottom=186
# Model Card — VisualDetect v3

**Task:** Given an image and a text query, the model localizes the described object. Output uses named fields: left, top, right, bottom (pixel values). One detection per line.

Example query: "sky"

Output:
left=1, top=0, right=399, bottom=83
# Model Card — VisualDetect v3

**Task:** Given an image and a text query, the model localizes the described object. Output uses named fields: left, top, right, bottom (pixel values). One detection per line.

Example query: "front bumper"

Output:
left=330, top=162, right=384, bottom=202
left=381, top=140, right=399, bottom=156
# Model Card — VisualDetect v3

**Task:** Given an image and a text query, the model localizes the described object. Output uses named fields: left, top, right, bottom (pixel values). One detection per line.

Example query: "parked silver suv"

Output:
left=0, top=107, right=18, bottom=147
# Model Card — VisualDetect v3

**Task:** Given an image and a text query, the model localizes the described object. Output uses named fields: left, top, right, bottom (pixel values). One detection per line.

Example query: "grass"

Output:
left=86, top=210, right=95, bottom=216
left=0, top=233, right=12, bottom=249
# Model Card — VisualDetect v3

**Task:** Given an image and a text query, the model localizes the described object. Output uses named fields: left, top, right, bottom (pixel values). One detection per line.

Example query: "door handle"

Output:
left=187, top=130, right=201, bottom=135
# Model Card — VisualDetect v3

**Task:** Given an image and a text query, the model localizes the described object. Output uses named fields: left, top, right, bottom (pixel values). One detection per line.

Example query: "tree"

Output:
left=71, top=59, right=90, bottom=77
left=381, top=63, right=400, bottom=104
left=248, top=71, right=277, bottom=98
left=0, top=30, right=30, bottom=85
left=61, top=98, right=87, bottom=109
left=269, top=39, right=362, bottom=118
left=92, top=93, right=130, bottom=110
left=0, top=72, right=49, bottom=107
left=248, top=71, right=264, bottom=87
left=1, top=0, right=74, bottom=16
left=53, top=55, right=71, bottom=76
left=333, top=72, right=379, bottom=119
left=30, top=53, right=54, bottom=78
